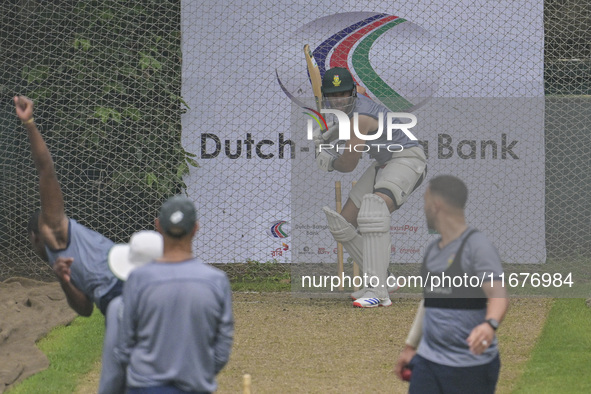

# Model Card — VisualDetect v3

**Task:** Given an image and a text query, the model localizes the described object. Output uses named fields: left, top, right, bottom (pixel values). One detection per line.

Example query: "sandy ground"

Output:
left=74, top=293, right=552, bottom=394
left=0, top=278, right=76, bottom=393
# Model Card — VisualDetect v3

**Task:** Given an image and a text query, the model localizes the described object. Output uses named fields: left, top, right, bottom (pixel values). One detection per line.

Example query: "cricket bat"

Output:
left=304, top=44, right=326, bottom=131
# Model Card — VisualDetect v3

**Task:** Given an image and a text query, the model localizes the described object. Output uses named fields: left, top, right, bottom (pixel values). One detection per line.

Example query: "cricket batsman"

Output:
left=315, top=67, right=427, bottom=307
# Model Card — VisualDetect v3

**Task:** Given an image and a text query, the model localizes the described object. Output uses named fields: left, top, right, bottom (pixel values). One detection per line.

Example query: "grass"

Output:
left=512, top=298, right=591, bottom=393
left=7, top=310, right=105, bottom=394
left=214, top=261, right=292, bottom=292
left=502, top=256, right=591, bottom=297
left=231, top=280, right=291, bottom=292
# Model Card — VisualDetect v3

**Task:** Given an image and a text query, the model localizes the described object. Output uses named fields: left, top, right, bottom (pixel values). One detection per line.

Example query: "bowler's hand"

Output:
left=14, top=96, right=34, bottom=122
left=467, top=322, right=495, bottom=355
left=53, top=257, right=73, bottom=284
left=394, top=345, right=416, bottom=380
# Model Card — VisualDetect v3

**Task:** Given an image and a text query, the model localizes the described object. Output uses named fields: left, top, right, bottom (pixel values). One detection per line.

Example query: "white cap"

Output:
left=108, top=230, right=163, bottom=280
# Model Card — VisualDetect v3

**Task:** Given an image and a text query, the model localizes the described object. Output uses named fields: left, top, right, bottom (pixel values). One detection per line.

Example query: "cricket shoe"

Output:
left=352, top=290, right=392, bottom=308
left=352, top=296, right=392, bottom=308
left=350, top=271, right=400, bottom=300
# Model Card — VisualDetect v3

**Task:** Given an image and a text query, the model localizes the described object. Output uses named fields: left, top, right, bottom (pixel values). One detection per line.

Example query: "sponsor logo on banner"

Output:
left=271, top=242, right=289, bottom=258
left=391, top=224, right=420, bottom=235
left=399, top=247, right=421, bottom=254
left=198, top=131, right=520, bottom=161
left=199, top=132, right=295, bottom=160
left=391, top=246, right=421, bottom=254
left=299, top=246, right=315, bottom=255
left=267, top=220, right=290, bottom=238
left=295, top=224, right=330, bottom=235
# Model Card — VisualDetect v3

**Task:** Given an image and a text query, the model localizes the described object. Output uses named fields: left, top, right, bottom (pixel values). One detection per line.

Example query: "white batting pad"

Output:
left=357, top=194, right=391, bottom=299
left=323, top=206, right=363, bottom=270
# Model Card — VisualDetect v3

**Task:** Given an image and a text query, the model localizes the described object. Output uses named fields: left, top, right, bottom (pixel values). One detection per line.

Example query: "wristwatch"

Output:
left=485, top=318, right=499, bottom=331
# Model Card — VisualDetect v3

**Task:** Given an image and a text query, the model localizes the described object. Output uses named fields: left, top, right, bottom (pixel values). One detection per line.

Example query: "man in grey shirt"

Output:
left=15, top=95, right=121, bottom=317
left=16, top=95, right=127, bottom=393
left=115, top=195, right=234, bottom=394
left=395, top=175, right=508, bottom=393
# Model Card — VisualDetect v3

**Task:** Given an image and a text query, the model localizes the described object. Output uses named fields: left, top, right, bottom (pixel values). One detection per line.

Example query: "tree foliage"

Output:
left=2, top=0, right=195, bottom=244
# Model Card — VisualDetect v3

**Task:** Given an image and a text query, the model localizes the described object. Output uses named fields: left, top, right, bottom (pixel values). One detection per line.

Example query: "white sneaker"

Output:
left=350, top=271, right=399, bottom=300
left=352, top=290, right=392, bottom=308
left=350, top=287, right=368, bottom=301
left=352, top=296, right=392, bottom=308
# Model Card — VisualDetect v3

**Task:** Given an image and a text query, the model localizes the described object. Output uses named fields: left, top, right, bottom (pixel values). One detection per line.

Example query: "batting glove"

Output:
left=312, top=121, right=340, bottom=149
left=316, top=146, right=340, bottom=172
left=312, top=122, right=339, bottom=149
left=321, top=121, right=340, bottom=143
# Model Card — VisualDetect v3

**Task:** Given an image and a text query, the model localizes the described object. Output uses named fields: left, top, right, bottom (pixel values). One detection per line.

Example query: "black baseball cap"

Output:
left=159, top=195, right=197, bottom=238
left=322, top=67, right=355, bottom=94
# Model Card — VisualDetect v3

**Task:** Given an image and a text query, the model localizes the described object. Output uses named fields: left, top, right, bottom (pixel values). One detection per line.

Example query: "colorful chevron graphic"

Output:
left=268, top=220, right=289, bottom=238
left=278, top=13, right=424, bottom=112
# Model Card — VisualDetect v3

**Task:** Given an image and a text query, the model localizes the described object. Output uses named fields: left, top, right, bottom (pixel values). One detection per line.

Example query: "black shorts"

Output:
left=408, top=353, right=500, bottom=394
left=97, top=279, right=123, bottom=316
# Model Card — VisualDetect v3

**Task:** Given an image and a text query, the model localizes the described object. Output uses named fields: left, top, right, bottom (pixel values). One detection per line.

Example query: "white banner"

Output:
left=181, top=1, right=545, bottom=263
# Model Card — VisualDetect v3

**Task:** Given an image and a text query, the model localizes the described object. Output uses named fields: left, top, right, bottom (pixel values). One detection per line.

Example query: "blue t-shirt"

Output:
left=417, top=227, right=504, bottom=367
left=45, top=219, right=118, bottom=307
left=116, top=258, right=234, bottom=393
